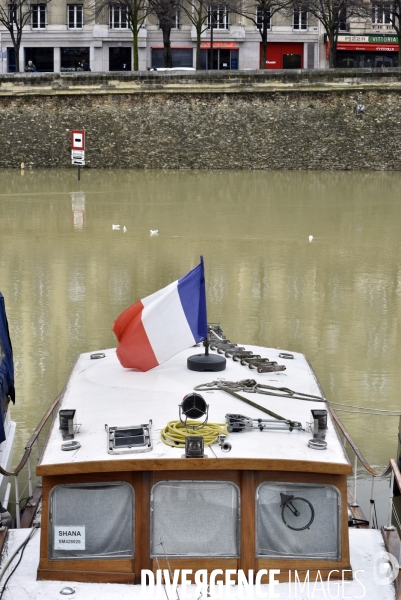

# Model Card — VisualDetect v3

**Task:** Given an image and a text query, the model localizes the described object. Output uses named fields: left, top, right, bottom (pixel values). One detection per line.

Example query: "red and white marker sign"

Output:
left=71, top=130, right=85, bottom=151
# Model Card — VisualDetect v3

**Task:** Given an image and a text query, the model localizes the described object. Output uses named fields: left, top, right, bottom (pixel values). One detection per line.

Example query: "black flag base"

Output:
left=187, top=338, right=226, bottom=372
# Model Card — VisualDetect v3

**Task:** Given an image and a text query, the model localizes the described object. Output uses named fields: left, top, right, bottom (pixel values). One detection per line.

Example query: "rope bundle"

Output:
left=161, top=420, right=228, bottom=448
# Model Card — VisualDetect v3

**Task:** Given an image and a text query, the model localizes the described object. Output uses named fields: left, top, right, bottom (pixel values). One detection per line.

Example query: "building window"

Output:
left=32, top=4, right=46, bottom=28
left=109, top=5, right=128, bottom=28
left=151, top=47, right=193, bottom=68
left=49, top=482, right=134, bottom=560
left=372, top=4, right=393, bottom=24
left=338, top=6, right=347, bottom=31
left=61, top=46, right=89, bottom=71
left=68, top=4, right=83, bottom=29
left=25, top=47, right=54, bottom=71
left=256, top=482, right=341, bottom=559
left=201, top=47, right=238, bottom=69
left=109, top=47, right=131, bottom=70
left=158, top=10, right=180, bottom=29
left=256, top=7, right=271, bottom=30
left=151, top=481, right=240, bottom=557
left=208, top=5, right=229, bottom=29
left=293, top=7, right=307, bottom=30
left=8, top=4, right=17, bottom=22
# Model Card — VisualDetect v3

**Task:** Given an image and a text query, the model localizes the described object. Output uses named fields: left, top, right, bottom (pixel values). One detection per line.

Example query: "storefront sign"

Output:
left=201, top=42, right=238, bottom=49
left=339, top=35, right=369, bottom=43
left=369, top=35, right=398, bottom=43
left=336, top=34, right=398, bottom=44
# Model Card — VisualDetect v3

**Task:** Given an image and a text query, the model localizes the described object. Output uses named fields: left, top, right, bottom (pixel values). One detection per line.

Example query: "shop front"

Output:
left=109, top=47, right=131, bottom=71
left=260, top=42, right=304, bottom=69
left=151, top=47, right=193, bottom=68
left=329, top=35, right=398, bottom=68
left=200, top=42, right=239, bottom=69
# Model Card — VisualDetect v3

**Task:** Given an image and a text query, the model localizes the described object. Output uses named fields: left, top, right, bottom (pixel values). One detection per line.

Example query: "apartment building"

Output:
left=0, top=1, right=322, bottom=72
left=0, top=1, right=397, bottom=73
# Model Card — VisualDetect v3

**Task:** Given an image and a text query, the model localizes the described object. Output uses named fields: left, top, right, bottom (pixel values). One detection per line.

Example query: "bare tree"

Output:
left=0, top=0, right=52, bottom=72
left=180, top=0, right=209, bottom=69
left=148, top=0, right=181, bottom=67
left=233, top=0, right=293, bottom=69
left=181, top=0, right=240, bottom=70
left=93, top=0, right=150, bottom=70
left=292, top=0, right=369, bottom=67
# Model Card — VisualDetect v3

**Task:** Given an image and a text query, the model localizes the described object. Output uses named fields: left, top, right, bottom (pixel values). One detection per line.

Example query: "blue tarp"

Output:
left=0, top=293, right=15, bottom=444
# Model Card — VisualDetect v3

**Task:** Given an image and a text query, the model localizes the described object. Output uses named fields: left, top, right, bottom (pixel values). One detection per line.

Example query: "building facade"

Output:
left=0, top=2, right=323, bottom=72
left=0, top=2, right=398, bottom=73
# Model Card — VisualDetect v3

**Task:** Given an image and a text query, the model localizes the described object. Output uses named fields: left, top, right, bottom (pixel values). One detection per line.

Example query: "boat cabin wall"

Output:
left=37, top=470, right=351, bottom=585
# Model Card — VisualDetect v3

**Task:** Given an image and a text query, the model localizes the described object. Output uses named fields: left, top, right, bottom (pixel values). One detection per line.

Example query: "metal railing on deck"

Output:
left=328, top=404, right=400, bottom=530
left=0, top=391, right=63, bottom=528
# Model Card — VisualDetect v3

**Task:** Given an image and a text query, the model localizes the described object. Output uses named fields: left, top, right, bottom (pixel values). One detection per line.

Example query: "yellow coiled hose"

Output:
left=161, top=420, right=228, bottom=448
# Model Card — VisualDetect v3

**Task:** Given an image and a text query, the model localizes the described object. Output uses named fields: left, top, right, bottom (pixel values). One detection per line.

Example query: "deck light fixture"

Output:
left=311, top=409, right=328, bottom=438
left=185, top=435, right=205, bottom=458
left=179, top=393, right=209, bottom=430
left=59, top=409, right=76, bottom=440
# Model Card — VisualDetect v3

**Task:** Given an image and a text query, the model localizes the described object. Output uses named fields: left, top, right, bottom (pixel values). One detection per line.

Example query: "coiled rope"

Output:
left=161, top=420, right=228, bottom=448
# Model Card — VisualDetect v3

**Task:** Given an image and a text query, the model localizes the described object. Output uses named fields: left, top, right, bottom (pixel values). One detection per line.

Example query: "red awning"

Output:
left=200, top=42, right=238, bottom=49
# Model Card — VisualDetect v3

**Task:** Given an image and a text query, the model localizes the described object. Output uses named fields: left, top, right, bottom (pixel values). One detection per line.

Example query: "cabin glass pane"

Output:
left=256, top=482, right=341, bottom=559
left=151, top=481, right=240, bottom=557
left=49, top=482, right=134, bottom=559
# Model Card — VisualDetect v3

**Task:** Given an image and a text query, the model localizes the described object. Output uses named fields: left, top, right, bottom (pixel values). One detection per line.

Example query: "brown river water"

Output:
left=0, top=168, right=400, bottom=522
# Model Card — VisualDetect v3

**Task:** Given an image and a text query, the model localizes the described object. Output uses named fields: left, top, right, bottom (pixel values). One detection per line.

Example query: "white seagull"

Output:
left=112, top=224, right=120, bottom=230
left=123, top=226, right=127, bottom=233
left=309, top=235, right=313, bottom=242
left=150, top=230, right=159, bottom=236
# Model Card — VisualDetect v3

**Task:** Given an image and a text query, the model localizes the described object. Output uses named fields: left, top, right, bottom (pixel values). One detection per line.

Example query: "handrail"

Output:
left=390, top=458, right=401, bottom=494
left=0, top=356, right=77, bottom=478
left=327, top=403, right=393, bottom=478
left=0, top=391, right=63, bottom=477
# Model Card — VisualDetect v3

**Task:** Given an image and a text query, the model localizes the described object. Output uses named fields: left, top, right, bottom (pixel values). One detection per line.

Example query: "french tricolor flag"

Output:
left=112, top=258, right=207, bottom=371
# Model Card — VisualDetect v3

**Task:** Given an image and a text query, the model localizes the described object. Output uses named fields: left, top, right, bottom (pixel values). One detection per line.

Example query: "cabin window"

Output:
left=49, top=482, right=134, bottom=559
left=256, top=482, right=341, bottom=559
left=151, top=481, right=240, bottom=557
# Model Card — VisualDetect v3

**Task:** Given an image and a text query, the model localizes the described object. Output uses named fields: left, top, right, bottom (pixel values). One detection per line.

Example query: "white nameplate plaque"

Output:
left=54, top=526, right=85, bottom=550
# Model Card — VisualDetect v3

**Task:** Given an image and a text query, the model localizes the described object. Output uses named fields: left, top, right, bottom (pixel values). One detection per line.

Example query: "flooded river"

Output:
left=0, top=168, right=400, bottom=520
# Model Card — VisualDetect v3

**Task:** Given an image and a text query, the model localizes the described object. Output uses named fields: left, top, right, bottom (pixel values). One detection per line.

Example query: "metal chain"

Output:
left=209, top=338, right=286, bottom=373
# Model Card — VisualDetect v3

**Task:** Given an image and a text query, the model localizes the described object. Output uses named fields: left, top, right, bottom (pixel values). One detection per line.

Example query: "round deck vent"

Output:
left=308, top=438, right=327, bottom=450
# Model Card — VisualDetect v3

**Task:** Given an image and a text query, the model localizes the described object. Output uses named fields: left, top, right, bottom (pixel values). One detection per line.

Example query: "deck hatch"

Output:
left=106, top=421, right=152, bottom=454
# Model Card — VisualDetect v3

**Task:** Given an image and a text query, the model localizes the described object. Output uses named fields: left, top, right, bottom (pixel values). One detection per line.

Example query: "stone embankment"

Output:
left=1, top=69, right=401, bottom=169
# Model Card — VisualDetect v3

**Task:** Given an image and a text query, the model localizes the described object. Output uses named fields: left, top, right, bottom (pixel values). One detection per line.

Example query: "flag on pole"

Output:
left=112, top=258, right=207, bottom=371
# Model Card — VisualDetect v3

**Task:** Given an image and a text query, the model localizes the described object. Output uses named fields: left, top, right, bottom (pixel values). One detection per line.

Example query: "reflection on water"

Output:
left=0, top=169, right=400, bottom=480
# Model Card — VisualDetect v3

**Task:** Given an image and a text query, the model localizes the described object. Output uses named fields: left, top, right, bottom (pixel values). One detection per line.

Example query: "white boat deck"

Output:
left=0, top=528, right=395, bottom=599
left=39, top=345, right=350, bottom=471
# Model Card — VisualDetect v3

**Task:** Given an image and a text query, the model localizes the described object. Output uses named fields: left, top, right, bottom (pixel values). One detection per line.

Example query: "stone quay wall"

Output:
left=1, top=69, right=401, bottom=170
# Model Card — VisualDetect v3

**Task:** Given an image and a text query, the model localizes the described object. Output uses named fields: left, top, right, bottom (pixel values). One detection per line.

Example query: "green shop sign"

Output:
left=369, top=36, right=398, bottom=43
